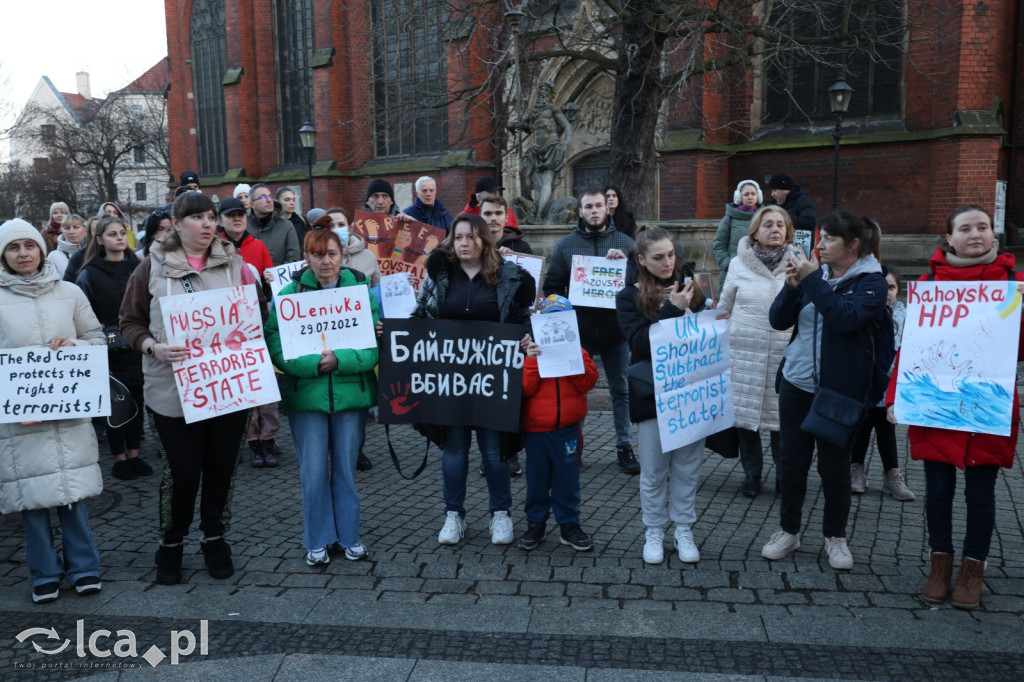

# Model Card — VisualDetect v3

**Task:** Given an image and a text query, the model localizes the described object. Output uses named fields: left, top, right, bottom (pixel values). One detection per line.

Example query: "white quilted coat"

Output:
left=718, top=237, right=792, bottom=431
left=0, top=262, right=105, bottom=514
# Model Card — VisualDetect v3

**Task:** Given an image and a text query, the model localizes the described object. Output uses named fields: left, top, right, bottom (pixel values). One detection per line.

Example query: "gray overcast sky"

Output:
left=0, top=1, right=168, bottom=126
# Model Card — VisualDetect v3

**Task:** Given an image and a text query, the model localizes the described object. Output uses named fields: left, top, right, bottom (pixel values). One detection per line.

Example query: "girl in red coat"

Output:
left=518, top=295, right=600, bottom=552
left=886, top=205, right=1024, bottom=610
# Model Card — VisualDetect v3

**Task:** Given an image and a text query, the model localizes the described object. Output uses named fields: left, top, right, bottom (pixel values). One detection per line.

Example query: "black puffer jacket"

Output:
left=780, top=184, right=819, bottom=232
left=75, top=255, right=143, bottom=386
left=412, top=250, right=535, bottom=324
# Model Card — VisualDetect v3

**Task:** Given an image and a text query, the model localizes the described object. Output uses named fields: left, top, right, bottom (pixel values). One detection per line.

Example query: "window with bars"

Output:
left=274, top=0, right=315, bottom=165
left=190, top=0, right=229, bottom=175
left=762, top=1, right=903, bottom=125
left=371, top=0, right=449, bottom=158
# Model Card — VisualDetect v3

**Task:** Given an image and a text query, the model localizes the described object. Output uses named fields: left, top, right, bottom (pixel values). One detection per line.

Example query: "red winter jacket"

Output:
left=885, top=248, right=1024, bottom=469
left=521, top=350, right=599, bottom=432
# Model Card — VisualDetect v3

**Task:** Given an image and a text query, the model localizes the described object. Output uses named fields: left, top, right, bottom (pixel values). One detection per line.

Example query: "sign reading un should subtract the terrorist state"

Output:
left=568, top=255, right=626, bottom=309
left=275, top=285, right=376, bottom=360
left=650, top=310, right=734, bottom=451
left=0, top=346, right=110, bottom=423
left=895, top=280, right=1022, bottom=436
left=377, top=319, right=525, bottom=432
left=161, top=285, right=280, bottom=423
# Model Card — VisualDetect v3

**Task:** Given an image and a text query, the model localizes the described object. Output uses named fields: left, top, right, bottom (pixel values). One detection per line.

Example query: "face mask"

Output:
left=334, top=227, right=349, bottom=245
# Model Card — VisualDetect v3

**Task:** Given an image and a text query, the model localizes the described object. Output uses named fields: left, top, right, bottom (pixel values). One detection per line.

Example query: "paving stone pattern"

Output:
left=2, top=394, right=1024, bottom=679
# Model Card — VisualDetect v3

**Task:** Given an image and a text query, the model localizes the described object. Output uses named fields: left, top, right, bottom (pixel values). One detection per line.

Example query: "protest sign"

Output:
left=275, top=285, right=376, bottom=360
left=0, top=346, right=110, bottom=424
left=531, top=309, right=584, bottom=378
left=161, top=285, right=280, bottom=423
left=350, top=211, right=445, bottom=290
left=568, top=255, right=626, bottom=309
left=268, top=259, right=306, bottom=298
left=894, top=280, right=1022, bottom=436
left=504, top=252, right=545, bottom=305
left=649, top=310, right=734, bottom=451
left=380, top=272, right=418, bottom=319
left=378, top=319, right=525, bottom=432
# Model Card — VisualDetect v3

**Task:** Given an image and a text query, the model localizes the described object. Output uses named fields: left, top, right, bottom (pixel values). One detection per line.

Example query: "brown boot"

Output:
left=951, top=557, right=985, bottom=610
left=922, top=552, right=954, bottom=603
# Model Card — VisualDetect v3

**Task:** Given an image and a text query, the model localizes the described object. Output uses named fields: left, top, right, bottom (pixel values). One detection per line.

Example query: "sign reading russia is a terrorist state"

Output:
left=377, top=319, right=525, bottom=433
left=161, top=285, right=280, bottom=423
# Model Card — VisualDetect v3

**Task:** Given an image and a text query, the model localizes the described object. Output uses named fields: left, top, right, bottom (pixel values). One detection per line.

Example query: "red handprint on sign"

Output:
left=381, top=381, right=420, bottom=416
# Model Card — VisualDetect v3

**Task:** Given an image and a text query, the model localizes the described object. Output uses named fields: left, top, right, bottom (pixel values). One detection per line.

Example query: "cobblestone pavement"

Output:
left=2, top=401, right=1023, bottom=680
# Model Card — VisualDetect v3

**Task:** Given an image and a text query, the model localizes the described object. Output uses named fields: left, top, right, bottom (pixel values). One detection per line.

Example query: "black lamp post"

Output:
left=827, top=76, right=854, bottom=212
left=298, top=120, right=317, bottom=210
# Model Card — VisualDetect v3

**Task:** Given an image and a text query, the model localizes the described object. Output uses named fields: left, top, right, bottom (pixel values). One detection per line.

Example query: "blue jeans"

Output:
left=523, top=425, right=583, bottom=526
left=924, top=461, right=998, bottom=560
left=442, top=426, right=511, bottom=516
left=289, top=409, right=366, bottom=551
left=581, top=338, right=631, bottom=445
left=22, top=501, right=100, bottom=587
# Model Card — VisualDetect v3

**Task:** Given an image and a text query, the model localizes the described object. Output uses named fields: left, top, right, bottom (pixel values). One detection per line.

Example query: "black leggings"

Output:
left=107, top=383, right=145, bottom=456
left=850, top=406, right=898, bottom=471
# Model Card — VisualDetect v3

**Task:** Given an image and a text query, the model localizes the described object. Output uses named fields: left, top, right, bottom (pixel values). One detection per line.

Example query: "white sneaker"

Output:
left=643, top=526, right=665, bottom=564
left=305, top=548, right=329, bottom=567
left=438, top=511, right=466, bottom=545
left=824, top=536, right=854, bottom=570
left=490, top=511, right=514, bottom=545
left=761, top=529, right=801, bottom=560
left=674, top=526, right=700, bottom=563
left=344, top=543, right=368, bottom=561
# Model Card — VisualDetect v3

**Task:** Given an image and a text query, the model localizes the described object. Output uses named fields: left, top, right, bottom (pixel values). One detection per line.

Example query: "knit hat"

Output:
left=49, top=202, right=70, bottom=219
left=233, top=183, right=251, bottom=198
left=0, top=218, right=47, bottom=256
left=538, top=294, right=573, bottom=314
left=306, top=207, right=326, bottom=225
left=365, top=178, right=395, bottom=202
left=767, top=174, right=794, bottom=191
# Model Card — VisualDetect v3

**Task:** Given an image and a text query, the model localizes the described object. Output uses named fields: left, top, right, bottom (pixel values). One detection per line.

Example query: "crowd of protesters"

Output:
left=1, top=169, right=1018, bottom=616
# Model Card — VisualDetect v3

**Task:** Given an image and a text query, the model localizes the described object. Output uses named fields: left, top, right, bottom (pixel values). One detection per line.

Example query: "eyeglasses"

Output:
left=256, top=194, right=272, bottom=201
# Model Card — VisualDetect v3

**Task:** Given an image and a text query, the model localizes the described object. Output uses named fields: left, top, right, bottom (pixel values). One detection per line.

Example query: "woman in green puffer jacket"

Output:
left=265, top=228, right=380, bottom=568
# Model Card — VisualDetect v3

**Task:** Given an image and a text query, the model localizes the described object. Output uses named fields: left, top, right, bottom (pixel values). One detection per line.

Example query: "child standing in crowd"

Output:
left=850, top=265, right=915, bottom=500
left=518, top=295, right=600, bottom=552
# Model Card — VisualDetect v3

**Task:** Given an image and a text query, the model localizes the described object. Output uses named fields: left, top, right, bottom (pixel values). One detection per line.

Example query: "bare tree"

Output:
left=22, top=91, right=168, bottom=208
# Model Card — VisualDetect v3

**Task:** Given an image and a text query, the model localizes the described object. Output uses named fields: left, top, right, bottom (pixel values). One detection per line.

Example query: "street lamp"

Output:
left=827, top=76, right=854, bottom=212
left=298, top=120, right=317, bottom=210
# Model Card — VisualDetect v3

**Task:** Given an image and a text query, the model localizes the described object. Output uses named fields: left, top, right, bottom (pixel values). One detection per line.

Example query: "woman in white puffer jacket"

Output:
left=718, top=206, right=795, bottom=497
left=0, top=219, right=106, bottom=604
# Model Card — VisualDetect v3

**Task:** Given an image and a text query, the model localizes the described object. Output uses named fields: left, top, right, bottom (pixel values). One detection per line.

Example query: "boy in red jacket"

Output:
left=519, top=295, right=600, bottom=551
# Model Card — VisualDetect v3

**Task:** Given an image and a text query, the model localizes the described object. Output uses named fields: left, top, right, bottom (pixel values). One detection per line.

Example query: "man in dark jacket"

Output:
left=402, top=176, right=453, bottom=231
left=543, top=188, right=639, bottom=474
left=246, top=182, right=301, bottom=266
left=768, top=174, right=818, bottom=232
left=480, top=194, right=532, bottom=254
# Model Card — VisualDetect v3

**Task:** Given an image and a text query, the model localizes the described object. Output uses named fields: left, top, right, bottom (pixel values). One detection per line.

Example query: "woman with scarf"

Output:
left=714, top=180, right=763, bottom=289
left=718, top=206, right=794, bottom=497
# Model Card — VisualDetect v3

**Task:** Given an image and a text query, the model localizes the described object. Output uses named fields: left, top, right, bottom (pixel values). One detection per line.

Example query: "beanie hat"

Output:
left=538, top=294, right=573, bottom=314
left=767, top=174, right=794, bottom=191
left=0, top=218, right=47, bottom=256
left=179, top=170, right=200, bottom=186
left=49, top=202, right=70, bottom=219
left=732, top=180, right=763, bottom=205
left=365, top=178, right=395, bottom=202
left=233, top=183, right=251, bottom=198
left=306, top=207, right=327, bottom=225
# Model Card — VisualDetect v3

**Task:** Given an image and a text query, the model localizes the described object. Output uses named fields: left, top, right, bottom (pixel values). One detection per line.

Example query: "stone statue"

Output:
left=512, top=81, right=577, bottom=223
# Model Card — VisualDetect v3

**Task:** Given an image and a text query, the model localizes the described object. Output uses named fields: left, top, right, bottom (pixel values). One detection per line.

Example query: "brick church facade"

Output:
left=164, top=0, right=1023, bottom=242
